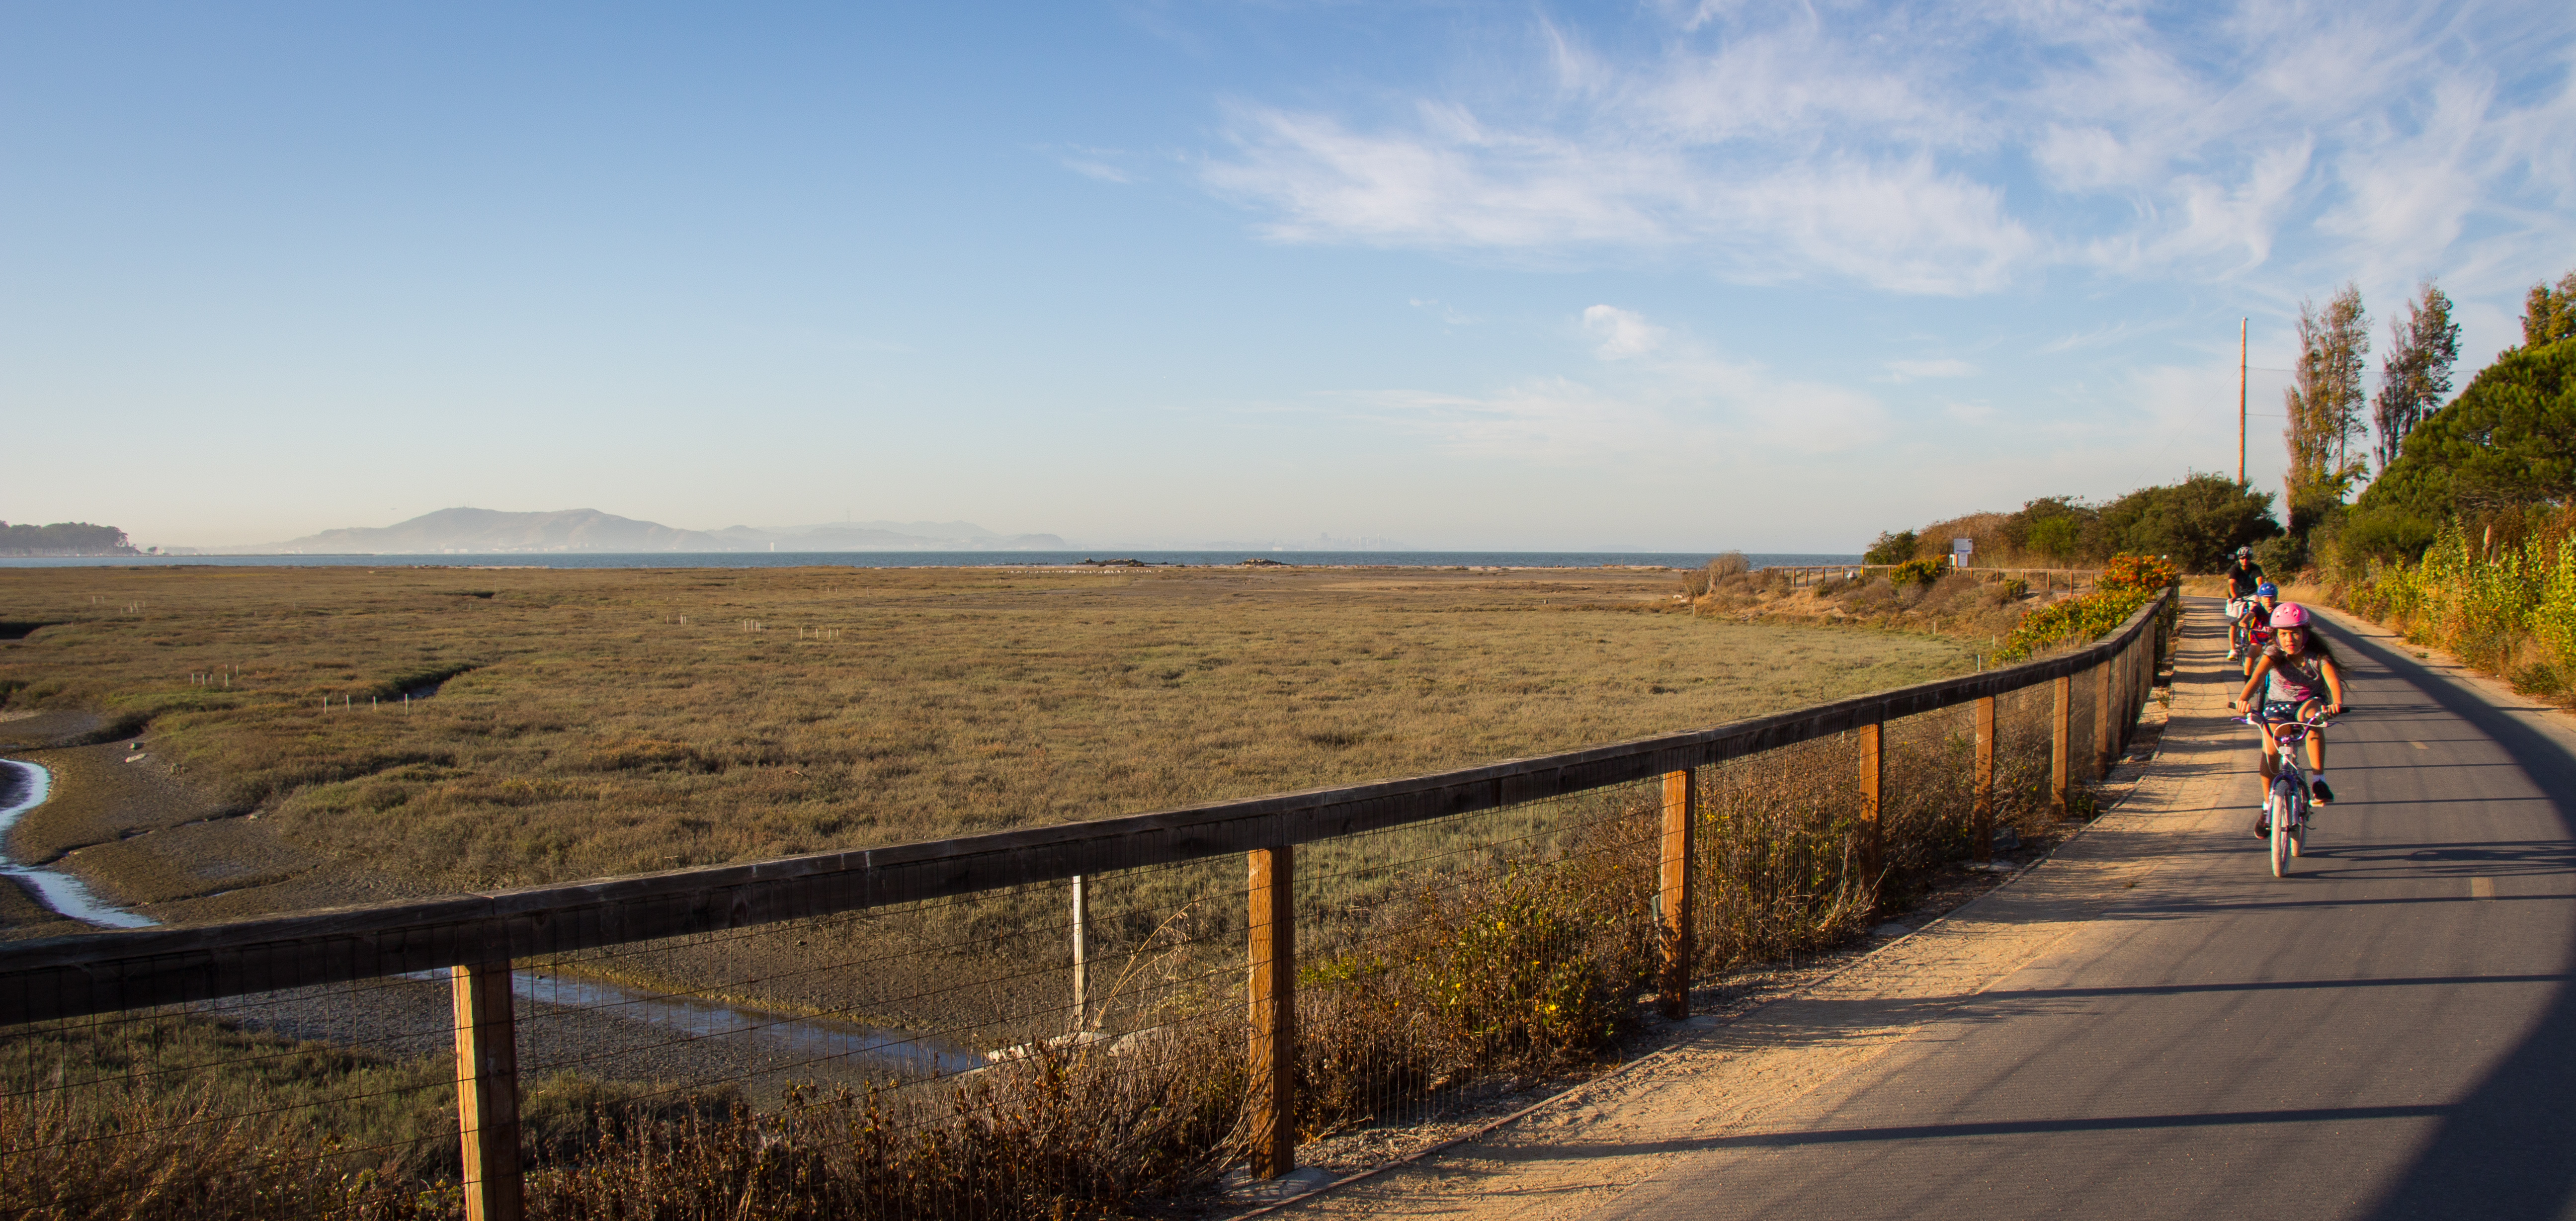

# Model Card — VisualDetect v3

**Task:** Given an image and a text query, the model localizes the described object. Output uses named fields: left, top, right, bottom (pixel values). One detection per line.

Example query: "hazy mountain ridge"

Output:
left=222, top=508, right=1067, bottom=554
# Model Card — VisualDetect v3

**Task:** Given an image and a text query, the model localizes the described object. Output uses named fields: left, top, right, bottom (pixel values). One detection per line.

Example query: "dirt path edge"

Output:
left=1243, top=600, right=2245, bottom=1221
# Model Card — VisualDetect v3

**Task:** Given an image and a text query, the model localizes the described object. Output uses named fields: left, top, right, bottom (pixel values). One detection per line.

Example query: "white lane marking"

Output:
left=2471, top=878, right=2496, bottom=898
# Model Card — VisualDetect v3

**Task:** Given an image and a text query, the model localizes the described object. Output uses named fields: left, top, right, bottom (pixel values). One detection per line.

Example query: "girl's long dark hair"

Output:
left=2276, top=615, right=2337, bottom=663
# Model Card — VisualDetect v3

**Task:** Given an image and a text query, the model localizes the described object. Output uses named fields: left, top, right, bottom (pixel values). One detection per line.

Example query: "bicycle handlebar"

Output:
left=2236, top=715, right=2331, bottom=731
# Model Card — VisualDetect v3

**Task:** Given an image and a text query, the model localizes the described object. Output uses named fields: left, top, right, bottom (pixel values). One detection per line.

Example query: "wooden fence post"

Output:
left=2051, top=674, right=2072, bottom=815
left=452, top=956, right=523, bottom=1221
left=1659, top=769, right=1695, bottom=1020
left=2123, top=633, right=2143, bottom=754
left=2094, top=655, right=2115, bottom=777
left=1974, top=696, right=1996, bottom=863
left=1247, top=846, right=1296, bottom=1180
left=1071, top=874, right=1091, bottom=1029
left=2113, top=639, right=2131, bottom=757
left=1858, top=724, right=1884, bottom=883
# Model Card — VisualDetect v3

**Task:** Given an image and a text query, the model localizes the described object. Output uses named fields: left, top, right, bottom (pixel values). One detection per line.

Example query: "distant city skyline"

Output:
left=4, top=2, right=2570, bottom=551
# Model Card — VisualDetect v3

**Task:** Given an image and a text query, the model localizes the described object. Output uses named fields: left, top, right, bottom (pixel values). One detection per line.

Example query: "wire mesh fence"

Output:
left=0, top=594, right=2172, bottom=1220
left=0, top=971, right=465, bottom=1219
left=1290, top=782, right=1664, bottom=1145
left=506, top=860, right=1264, bottom=1219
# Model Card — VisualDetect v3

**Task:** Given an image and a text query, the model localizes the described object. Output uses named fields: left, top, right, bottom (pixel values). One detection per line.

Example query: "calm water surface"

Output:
left=3, top=550, right=1860, bottom=570
left=0, top=757, right=979, bottom=1073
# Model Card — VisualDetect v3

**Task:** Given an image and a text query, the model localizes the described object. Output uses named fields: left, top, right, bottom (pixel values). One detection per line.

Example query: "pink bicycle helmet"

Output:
left=2269, top=603, right=2310, bottom=629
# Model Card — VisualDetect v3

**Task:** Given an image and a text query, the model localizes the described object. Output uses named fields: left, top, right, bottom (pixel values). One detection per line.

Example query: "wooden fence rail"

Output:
left=1760, top=564, right=2100, bottom=593
left=0, top=590, right=2174, bottom=1218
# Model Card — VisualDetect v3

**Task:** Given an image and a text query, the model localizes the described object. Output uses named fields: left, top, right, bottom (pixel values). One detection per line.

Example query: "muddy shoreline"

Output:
left=0, top=708, right=442, bottom=938
left=0, top=717, right=1099, bottom=1045
left=0, top=713, right=981, bottom=1097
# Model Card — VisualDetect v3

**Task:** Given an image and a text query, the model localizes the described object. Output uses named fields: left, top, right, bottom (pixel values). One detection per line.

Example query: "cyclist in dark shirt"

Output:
left=2225, top=547, right=2265, bottom=659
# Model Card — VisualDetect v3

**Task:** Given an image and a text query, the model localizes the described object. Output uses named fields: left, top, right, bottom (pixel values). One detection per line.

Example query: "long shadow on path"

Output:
left=2331, top=625, right=2576, bottom=1221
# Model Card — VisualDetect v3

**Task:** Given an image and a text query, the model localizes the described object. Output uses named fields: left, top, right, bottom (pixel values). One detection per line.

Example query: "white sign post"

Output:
left=1951, top=537, right=1974, bottom=569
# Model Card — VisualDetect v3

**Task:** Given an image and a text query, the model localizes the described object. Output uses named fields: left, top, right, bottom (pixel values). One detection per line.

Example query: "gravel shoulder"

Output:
left=1256, top=604, right=2238, bottom=1220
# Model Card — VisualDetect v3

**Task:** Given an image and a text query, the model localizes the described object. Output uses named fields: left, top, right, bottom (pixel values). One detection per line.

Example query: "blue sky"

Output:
left=4, top=1, right=2571, bottom=551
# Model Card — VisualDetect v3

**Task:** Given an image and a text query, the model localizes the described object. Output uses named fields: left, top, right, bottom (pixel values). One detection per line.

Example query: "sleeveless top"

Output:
left=2263, top=645, right=2328, bottom=703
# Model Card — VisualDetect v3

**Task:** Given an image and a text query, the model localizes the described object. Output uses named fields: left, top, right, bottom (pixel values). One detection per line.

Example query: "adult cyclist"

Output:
left=2229, top=603, right=2346, bottom=836
left=2224, top=547, right=2266, bottom=659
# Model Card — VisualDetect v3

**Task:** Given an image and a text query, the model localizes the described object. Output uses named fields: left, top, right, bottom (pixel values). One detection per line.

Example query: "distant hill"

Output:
left=223, top=508, right=1066, bottom=554
left=0, top=521, right=140, bottom=556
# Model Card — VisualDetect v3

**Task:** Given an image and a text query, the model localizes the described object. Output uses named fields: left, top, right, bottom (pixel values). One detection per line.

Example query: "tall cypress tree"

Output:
left=2522, top=271, right=2576, bottom=347
left=2285, top=283, right=2369, bottom=507
left=2372, top=282, right=2460, bottom=472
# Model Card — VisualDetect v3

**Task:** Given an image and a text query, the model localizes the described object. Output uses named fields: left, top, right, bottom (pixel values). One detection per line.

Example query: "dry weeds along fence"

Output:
left=0, top=592, right=2168, bottom=1221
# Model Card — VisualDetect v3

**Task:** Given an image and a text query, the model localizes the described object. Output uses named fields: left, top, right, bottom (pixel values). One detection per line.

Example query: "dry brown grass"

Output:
left=8, top=564, right=2139, bottom=1220
left=0, top=564, right=1971, bottom=896
left=1690, top=567, right=2039, bottom=648
left=0, top=667, right=2125, bottom=1221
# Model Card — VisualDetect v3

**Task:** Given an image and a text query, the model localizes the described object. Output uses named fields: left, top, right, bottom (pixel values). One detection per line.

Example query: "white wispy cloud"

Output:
left=1344, top=306, right=1886, bottom=462
left=1051, top=144, right=1140, bottom=184
left=1410, top=298, right=1477, bottom=326
left=1199, top=0, right=2575, bottom=297
left=1582, top=305, right=1665, bottom=359
left=1885, top=358, right=1978, bottom=382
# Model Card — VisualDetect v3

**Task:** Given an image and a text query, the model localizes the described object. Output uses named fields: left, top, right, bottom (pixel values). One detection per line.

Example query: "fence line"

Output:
left=1761, top=564, right=2100, bottom=593
left=0, top=589, right=2173, bottom=1219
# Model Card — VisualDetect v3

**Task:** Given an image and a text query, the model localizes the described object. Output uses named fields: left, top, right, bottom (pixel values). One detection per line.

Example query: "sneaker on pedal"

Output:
left=2253, top=807, right=2270, bottom=837
left=2311, top=779, right=2334, bottom=804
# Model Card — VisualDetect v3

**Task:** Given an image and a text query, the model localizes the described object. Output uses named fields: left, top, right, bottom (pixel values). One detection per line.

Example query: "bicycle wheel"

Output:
left=2271, top=781, right=2295, bottom=878
left=2290, top=790, right=2307, bottom=858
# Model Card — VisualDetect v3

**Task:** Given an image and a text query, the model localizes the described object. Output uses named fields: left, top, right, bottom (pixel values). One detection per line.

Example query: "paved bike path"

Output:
left=1280, top=599, right=2576, bottom=1221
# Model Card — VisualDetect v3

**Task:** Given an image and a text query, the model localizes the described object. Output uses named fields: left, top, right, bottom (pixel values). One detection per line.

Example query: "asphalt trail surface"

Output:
left=1590, top=601, right=2576, bottom=1221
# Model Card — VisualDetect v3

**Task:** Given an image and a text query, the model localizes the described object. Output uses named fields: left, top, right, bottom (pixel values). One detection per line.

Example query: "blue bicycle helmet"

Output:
left=2255, top=580, right=2279, bottom=598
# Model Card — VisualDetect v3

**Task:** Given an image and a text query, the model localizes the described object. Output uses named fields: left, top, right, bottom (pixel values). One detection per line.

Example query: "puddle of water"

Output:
left=388, top=965, right=984, bottom=1075
left=515, top=971, right=987, bottom=1077
left=0, top=758, right=159, bottom=929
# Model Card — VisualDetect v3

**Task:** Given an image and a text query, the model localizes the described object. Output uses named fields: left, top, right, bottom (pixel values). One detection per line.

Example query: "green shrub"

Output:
left=1863, top=531, right=1919, bottom=565
left=2098, top=553, right=2179, bottom=593
left=2252, top=534, right=2308, bottom=579
left=2327, top=505, right=2434, bottom=571
left=1992, top=557, right=2169, bottom=662
left=1890, top=558, right=1948, bottom=590
left=2026, top=515, right=2083, bottom=560
left=2348, top=514, right=2576, bottom=680
left=2094, top=474, right=2281, bottom=571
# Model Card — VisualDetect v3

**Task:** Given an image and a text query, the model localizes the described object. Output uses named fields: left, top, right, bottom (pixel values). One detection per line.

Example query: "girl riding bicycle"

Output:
left=2240, top=580, right=2279, bottom=679
left=2230, top=603, right=2346, bottom=834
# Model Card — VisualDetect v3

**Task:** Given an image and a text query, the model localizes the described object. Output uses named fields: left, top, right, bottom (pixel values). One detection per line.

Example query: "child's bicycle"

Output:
left=2241, top=620, right=2274, bottom=678
left=2242, top=713, right=2329, bottom=877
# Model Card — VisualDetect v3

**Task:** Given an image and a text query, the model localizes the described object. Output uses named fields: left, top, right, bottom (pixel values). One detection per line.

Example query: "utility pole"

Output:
left=2238, top=317, right=2248, bottom=486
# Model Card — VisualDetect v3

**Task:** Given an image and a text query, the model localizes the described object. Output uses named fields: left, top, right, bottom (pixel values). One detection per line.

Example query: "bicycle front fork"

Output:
left=2268, top=773, right=2305, bottom=830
